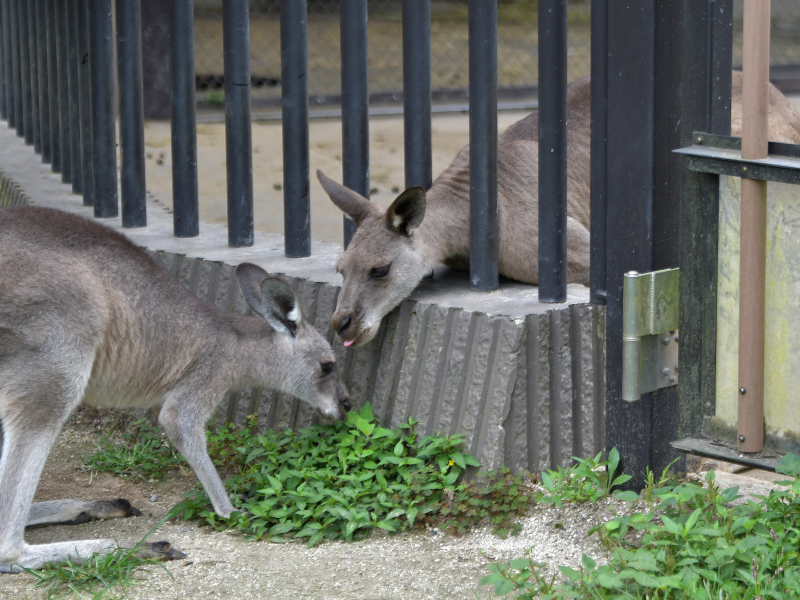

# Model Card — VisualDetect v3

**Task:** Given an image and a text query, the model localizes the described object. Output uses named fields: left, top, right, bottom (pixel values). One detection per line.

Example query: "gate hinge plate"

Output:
left=622, top=268, right=680, bottom=402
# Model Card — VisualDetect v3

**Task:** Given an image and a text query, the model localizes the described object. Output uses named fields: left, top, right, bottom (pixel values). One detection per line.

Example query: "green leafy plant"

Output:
left=172, top=403, right=483, bottom=546
left=83, top=419, right=184, bottom=481
left=534, top=448, right=635, bottom=506
left=480, top=452, right=800, bottom=599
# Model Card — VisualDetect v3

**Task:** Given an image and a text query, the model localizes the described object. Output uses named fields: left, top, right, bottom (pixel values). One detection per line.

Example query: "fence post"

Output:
left=89, top=0, right=119, bottom=217
left=18, top=0, right=32, bottom=143
left=402, top=0, right=432, bottom=192
left=590, top=0, right=607, bottom=305
left=45, top=0, right=59, bottom=170
left=2, top=0, right=12, bottom=125
left=77, top=0, right=92, bottom=206
left=35, top=0, right=49, bottom=163
left=223, top=0, right=254, bottom=247
left=0, top=0, right=5, bottom=119
left=56, top=0, right=71, bottom=181
left=340, top=0, right=369, bottom=248
left=66, top=0, right=81, bottom=193
left=171, top=0, right=199, bottom=237
left=141, top=0, right=170, bottom=119
left=281, top=0, right=311, bottom=258
left=26, top=0, right=40, bottom=152
left=116, top=0, right=147, bottom=227
left=468, top=0, right=498, bottom=292
left=538, top=0, right=568, bottom=302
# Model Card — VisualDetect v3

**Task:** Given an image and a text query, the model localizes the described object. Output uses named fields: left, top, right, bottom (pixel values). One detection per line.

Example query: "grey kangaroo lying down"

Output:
left=0, top=206, right=350, bottom=573
left=318, top=71, right=800, bottom=348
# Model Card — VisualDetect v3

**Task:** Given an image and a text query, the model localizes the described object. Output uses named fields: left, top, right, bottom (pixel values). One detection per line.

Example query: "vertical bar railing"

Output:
left=590, top=0, right=607, bottom=305
left=10, top=0, right=21, bottom=135
left=340, top=0, right=369, bottom=248
left=55, top=0, right=71, bottom=181
left=77, top=0, right=92, bottom=205
left=26, top=0, right=39, bottom=153
left=18, top=0, right=32, bottom=144
left=222, top=0, right=254, bottom=247
left=89, top=0, right=118, bottom=217
left=45, top=0, right=59, bottom=171
left=66, top=0, right=81, bottom=193
left=538, top=0, right=568, bottom=302
left=402, top=0, right=432, bottom=192
left=0, top=0, right=5, bottom=119
left=281, top=0, right=311, bottom=257
left=35, top=0, right=50, bottom=163
left=468, top=0, right=498, bottom=292
left=171, top=0, right=199, bottom=237
left=737, top=0, right=770, bottom=453
left=116, top=0, right=147, bottom=227
left=2, top=0, right=12, bottom=126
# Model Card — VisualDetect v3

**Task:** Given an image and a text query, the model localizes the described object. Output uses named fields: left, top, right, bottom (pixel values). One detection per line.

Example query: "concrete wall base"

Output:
left=0, top=124, right=605, bottom=472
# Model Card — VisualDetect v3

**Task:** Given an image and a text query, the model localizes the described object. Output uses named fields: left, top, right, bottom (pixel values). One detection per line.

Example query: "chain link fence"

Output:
left=193, top=0, right=800, bottom=109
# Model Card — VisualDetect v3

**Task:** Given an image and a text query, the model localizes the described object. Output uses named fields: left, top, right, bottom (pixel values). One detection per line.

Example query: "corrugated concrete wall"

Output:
left=0, top=126, right=606, bottom=473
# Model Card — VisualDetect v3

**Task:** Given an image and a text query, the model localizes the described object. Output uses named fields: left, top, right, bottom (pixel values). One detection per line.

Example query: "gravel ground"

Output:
left=0, top=410, right=787, bottom=600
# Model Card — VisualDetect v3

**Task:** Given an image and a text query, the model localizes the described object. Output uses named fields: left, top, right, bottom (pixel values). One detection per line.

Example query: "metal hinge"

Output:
left=622, top=268, right=680, bottom=402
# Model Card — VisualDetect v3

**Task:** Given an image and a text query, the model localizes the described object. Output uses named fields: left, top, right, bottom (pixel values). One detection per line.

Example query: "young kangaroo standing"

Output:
left=318, top=71, right=800, bottom=348
left=0, top=206, right=350, bottom=572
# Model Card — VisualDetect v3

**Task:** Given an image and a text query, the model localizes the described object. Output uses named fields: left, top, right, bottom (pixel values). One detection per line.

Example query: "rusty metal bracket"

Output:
left=622, top=268, right=680, bottom=402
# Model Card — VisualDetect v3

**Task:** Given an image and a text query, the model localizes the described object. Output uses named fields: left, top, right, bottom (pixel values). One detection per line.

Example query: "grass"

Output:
left=479, top=453, right=800, bottom=599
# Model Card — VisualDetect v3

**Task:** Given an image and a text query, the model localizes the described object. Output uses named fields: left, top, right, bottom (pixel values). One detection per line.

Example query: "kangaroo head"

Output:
left=235, top=263, right=351, bottom=420
left=317, top=170, right=430, bottom=347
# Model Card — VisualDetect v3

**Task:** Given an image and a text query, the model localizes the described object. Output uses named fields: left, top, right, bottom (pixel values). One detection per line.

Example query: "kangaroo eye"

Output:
left=370, top=264, right=391, bottom=279
left=320, top=362, right=334, bottom=375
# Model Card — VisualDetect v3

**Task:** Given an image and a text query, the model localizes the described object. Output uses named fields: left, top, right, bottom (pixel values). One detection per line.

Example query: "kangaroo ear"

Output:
left=235, top=263, right=270, bottom=318
left=386, top=187, right=426, bottom=236
left=260, top=278, right=301, bottom=338
left=317, top=169, right=375, bottom=226
left=235, top=264, right=301, bottom=337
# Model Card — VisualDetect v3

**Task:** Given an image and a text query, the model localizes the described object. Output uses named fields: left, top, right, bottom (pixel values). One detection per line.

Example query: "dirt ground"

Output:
left=0, top=407, right=788, bottom=600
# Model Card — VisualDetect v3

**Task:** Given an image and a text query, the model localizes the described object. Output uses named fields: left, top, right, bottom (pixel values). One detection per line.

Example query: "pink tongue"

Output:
left=343, top=340, right=354, bottom=348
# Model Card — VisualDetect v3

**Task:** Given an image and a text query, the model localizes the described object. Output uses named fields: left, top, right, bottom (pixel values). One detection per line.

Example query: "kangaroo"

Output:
left=0, top=206, right=350, bottom=573
left=318, top=71, right=800, bottom=347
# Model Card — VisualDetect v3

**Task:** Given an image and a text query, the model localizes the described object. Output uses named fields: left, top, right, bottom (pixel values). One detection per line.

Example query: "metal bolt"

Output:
left=674, top=363, right=679, bottom=372
left=739, top=435, right=746, bottom=443
left=669, top=376, right=677, bottom=383
left=739, top=387, right=746, bottom=395
left=662, top=368, right=670, bottom=376
left=661, top=337, right=671, bottom=345
left=742, top=166, right=748, bottom=173
left=696, top=136, right=703, bottom=144
left=674, top=333, right=679, bottom=343
left=626, top=270, right=639, bottom=277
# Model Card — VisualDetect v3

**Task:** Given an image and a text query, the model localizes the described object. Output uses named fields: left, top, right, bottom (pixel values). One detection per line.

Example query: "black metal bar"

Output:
left=35, top=0, right=50, bottom=163
left=340, top=0, right=369, bottom=248
left=55, top=0, right=71, bottom=181
left=26, top=0, right=39, bottom=152
left=468, top=0, right=498, bottom=292
left=538, top=0, right=568, bottom=302
left=2, top=0, right=12, bottom=125
left=170, top=0, right=199, bottom=237
left=9, top=0, right=21, bottom=134
left=18, top=0, right=32, bottom=143
left=116, top=0, right=147, bottom=227
left=66, top=0, right=80, bottom=192
left=710, top=0, right=733, bottom=137
left=402, top=0, right=432, bottom=192
left=77, top=0, right=92, bottom=204
left=590, top=0, right=607, bottom=305
left=0, top=0, right=5, bottom=120
left=89, top=0, right=118, bottom=217
left=281, top=0, right=310, bottom=257
left=222, top=0, right=253, bottom=247
left=603, top=1, right=657, bottom=491
left=45, top=0, right=59, bottom=171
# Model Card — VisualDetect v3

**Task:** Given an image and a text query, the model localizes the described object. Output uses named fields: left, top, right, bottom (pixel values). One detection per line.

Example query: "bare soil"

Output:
left=0, top=408, right=787, bottom=600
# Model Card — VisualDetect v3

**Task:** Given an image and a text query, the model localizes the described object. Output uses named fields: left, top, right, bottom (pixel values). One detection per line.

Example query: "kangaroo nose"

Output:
left=342, top=398, right=351, bottom=411
left=338, top=314, right=352, bottom=334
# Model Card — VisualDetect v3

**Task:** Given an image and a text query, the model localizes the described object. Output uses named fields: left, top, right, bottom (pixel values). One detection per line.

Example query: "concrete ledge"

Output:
left=0, top=123, right=605, bottom=472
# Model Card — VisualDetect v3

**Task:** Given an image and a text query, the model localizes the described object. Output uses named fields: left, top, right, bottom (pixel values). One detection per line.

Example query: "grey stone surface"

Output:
left=0, top=122, right=606, bottom=473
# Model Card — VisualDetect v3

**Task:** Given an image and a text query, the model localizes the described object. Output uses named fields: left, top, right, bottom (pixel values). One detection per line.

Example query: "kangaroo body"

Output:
left=0, top=206, right=349, bottom=572
left=319, top=71, right=800, bottom=347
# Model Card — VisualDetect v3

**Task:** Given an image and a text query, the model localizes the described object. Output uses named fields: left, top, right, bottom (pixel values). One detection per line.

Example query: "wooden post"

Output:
left=737, top=0, right=770, bottom=453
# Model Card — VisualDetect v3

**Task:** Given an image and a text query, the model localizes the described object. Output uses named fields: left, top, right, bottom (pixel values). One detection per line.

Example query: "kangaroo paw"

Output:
left=134, top=541, right=187, bottom=562
left=0, top=563, right=22, bottom=575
